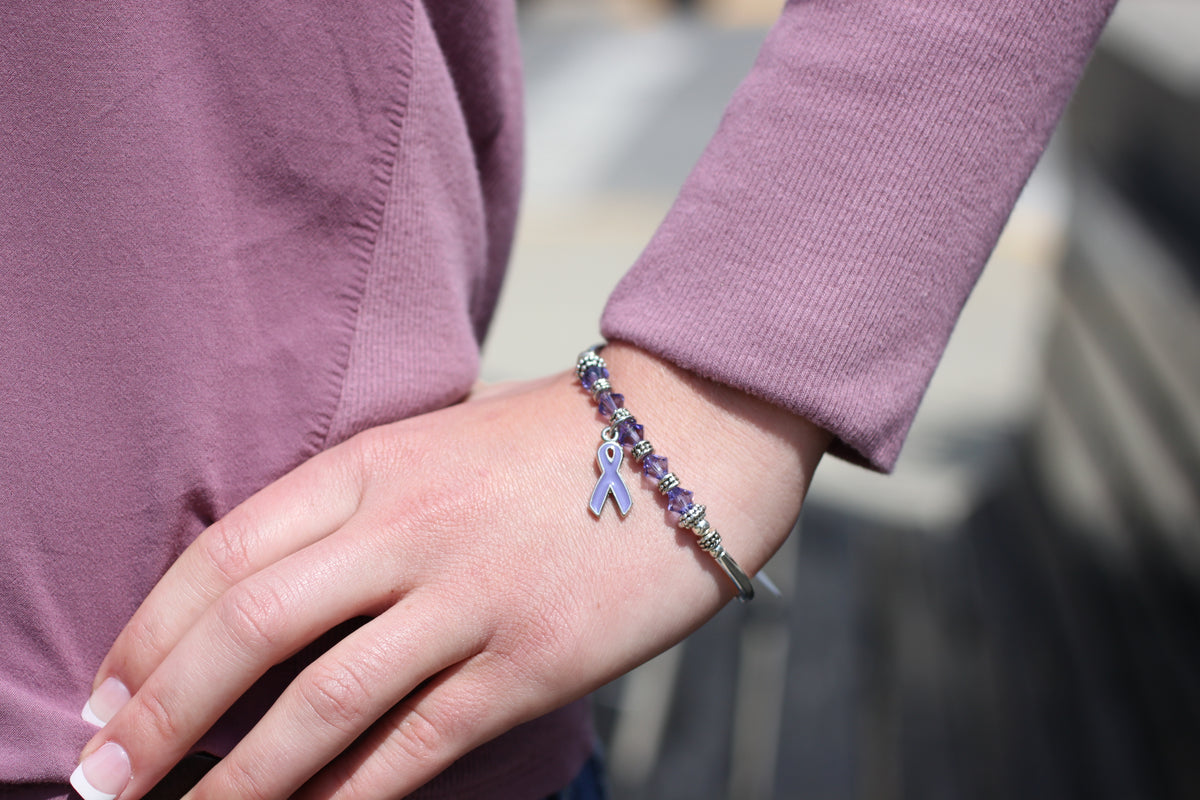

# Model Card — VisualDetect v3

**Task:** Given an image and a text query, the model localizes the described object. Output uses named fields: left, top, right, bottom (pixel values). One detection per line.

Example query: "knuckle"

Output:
left=205, top=757, right=272, bottom=800
left=199, top=515, right=257, bottom=588
left=401, top=480, right=488, bottom=546
left=297, top=657, right=378, bottom=735
left=526, top=594, right=573, bottom=659
left=217, top=580, right=290, bottom=654
left=121, top=612, right=168, bottom=664
left=492, top=591, right=573, bottom=684
left=348, top=425, right=405, bottom=480
left=392, top=704, right=448, bottom=764
left=136, top=685, right=184, bottom=742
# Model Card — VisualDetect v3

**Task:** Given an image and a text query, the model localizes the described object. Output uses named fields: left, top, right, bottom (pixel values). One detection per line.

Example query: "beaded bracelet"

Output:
left=576, top=345, right=755, bottom=602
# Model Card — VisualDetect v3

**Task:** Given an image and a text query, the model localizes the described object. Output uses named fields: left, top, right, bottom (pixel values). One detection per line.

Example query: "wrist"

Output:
left=585, top=340, right=831, bottom=576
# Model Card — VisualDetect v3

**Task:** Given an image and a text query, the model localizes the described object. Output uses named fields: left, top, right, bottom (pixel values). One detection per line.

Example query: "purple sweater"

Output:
left=0, top=0, right=1112, bottom=797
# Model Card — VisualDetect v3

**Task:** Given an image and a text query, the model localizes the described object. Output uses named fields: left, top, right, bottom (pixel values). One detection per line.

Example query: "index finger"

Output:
left=87, top=441, right=366, bottom=709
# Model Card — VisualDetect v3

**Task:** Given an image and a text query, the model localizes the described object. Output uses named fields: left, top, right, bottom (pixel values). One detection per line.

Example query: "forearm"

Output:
left=604, top=0, right=1117, bottom=472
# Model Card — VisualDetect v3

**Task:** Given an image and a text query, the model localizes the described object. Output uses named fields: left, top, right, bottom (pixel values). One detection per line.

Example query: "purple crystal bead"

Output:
left=597, top=391, right=625, bottom=418
left=616, top=418, right=644, bottom=448
left=642, top=454, right=669, bottom=480
left=667, top=487, right=695, bottom=515
left=580, top=364, right=609, bottom=390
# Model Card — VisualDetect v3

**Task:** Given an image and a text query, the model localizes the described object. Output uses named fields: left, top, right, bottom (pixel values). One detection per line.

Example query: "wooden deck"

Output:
left=593, top=452, right=1200, bottom=800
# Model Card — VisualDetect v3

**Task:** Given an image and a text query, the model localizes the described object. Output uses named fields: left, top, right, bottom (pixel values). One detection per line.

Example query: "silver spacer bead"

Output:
left=697, top=529, right=723, bottom=553
left=657, top=473, right=679, bottom=494
left=692, top=518, right=711, bottom=535
left=589, top=377, right=612, bottom=397
left=610, top=407, right=633, bottom=426
left=630, top=440, right=654, bottom=461
left=678, top=504, right=707, bottom=530
left=576, top=350, right=606, bottom=380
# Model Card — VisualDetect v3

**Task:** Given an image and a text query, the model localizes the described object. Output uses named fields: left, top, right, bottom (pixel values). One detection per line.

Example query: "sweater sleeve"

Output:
left=600, top=0, right=1115, bottom=472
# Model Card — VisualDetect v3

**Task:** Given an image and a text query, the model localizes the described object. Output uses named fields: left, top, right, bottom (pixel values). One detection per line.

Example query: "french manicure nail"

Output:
left=70, top=742, right=131, bottom=800
left=81, top=678, right=131, bottom=728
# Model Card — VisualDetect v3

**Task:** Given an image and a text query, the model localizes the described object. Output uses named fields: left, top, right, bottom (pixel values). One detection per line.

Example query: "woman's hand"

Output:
left=74, top=342, right=830, bottom=799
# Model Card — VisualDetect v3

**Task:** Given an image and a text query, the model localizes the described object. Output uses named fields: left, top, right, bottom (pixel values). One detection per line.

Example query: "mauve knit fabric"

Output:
left=603, top=0, right=1116, bottom=471
left=0, top=0, right=1111, bottom=797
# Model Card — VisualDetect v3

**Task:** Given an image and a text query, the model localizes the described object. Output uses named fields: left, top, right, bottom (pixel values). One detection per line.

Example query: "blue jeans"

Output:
left=545, top=752, right=608, bottom=800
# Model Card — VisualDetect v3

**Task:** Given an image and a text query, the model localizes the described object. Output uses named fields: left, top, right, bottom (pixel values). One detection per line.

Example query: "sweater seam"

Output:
left=309, top=2, right=418, bottom=456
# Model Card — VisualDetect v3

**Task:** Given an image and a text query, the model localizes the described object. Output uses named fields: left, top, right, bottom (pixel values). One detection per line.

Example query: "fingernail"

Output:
left=81, top=678, right=131, bottom=727
left=70, top=742, right=131, bottom=800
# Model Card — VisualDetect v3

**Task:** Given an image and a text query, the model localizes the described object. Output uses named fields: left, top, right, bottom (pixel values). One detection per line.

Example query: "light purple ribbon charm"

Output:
left=589, top=440, right=632, bottom=517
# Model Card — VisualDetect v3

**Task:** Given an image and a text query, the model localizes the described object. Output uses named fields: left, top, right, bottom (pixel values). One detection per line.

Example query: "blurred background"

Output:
left=480, top=1, right=1200, bottom=797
